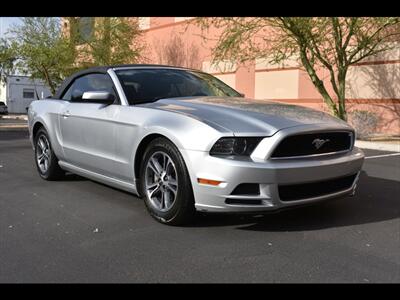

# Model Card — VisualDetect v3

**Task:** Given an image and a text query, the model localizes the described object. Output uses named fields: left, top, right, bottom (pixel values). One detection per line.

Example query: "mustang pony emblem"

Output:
left=312, top=138, right=330, bottom=149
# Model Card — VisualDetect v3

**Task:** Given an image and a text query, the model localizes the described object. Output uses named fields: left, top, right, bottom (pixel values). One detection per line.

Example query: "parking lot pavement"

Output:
left=0, top=118, right=28, bottom=130
left=0, top=130, right=399, bottom=283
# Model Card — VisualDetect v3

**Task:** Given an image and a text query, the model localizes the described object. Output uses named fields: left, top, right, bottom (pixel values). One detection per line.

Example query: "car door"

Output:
left=59, top=73, right=120, bottom=178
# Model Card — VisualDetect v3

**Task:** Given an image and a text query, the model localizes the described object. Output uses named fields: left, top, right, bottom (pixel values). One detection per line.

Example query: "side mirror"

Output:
left=81, top=91, right=115, bottom=104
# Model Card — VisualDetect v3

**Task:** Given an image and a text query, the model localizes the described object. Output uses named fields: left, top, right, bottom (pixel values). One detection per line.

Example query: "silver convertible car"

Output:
left=28, top=65, right=364, bottom=225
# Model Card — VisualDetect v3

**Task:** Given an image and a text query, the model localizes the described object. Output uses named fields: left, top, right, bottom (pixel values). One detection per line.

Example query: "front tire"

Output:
left=139, top=137, right=195, bottom=225
left=34, top=128, right=64, bottom=180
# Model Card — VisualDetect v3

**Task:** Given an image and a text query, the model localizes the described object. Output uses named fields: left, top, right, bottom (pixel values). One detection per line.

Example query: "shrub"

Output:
left=348, top=109, right=379, bottom=139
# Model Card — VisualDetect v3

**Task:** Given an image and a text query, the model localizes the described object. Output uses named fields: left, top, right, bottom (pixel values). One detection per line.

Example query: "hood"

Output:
left=140, top=96, right=350, bottom=136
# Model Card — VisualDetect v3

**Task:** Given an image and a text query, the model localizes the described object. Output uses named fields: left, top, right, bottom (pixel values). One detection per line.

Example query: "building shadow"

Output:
left=347, top=61, right=400, bottom=135
left=188, top=171, right=400, bottom=231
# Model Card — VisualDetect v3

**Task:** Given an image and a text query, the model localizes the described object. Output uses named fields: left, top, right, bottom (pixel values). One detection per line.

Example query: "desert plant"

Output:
left=348, top=109, right=379, bottom=139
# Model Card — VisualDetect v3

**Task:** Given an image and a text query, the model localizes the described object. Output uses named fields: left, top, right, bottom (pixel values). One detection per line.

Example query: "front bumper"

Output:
left=181, top=147, right=364, bottom=213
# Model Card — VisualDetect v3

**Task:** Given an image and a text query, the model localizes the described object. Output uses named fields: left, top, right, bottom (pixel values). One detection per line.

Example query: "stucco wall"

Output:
left=138, top=17, right=400, bottom=135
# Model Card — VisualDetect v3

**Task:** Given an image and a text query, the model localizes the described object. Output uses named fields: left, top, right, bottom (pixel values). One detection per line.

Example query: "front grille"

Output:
left=271, top=131, right=353, bottom=159
left=278, top=173, right=357, bottom=201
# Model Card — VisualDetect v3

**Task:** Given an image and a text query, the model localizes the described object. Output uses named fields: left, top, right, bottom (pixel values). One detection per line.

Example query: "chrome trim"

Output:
left=269, top=130, right=354, bottom=160
left=270, top=149, right=352, bottom=160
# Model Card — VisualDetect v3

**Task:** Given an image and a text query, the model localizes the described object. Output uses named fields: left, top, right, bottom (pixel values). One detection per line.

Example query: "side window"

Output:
left=62, top=84, right=73, bottom=101
left=63, top=73, right=118, bottom=103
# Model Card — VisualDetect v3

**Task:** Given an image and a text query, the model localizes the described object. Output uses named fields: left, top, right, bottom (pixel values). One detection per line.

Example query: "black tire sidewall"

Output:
left=139, top=138, right=194, bottom=225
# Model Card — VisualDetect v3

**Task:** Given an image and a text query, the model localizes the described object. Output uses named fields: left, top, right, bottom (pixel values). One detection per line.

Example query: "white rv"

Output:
left=0, top=76, right=51, bottom=113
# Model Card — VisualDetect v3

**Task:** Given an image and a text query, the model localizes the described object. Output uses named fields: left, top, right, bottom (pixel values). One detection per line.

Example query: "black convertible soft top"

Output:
left=54, top=64, right=196, bottom=99
left=54, top=66, right=109, bottom=99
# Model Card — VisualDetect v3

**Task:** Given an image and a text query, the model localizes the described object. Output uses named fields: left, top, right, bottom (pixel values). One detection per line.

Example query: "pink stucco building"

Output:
left=136, top=17, right=400, bottom=136
left=63, top=17, right=399, bottom=136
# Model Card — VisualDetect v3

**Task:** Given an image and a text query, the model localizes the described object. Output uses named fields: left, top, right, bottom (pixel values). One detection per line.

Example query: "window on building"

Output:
left=23, top=89, right=35, bottom=99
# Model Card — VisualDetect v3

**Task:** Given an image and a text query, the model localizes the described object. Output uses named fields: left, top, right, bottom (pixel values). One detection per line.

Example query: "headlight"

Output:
left=210, top=137, right=263, bottom=156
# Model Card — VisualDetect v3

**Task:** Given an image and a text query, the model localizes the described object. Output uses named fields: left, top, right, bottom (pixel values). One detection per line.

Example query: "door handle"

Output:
left=62, top=110, right=71, bottom=118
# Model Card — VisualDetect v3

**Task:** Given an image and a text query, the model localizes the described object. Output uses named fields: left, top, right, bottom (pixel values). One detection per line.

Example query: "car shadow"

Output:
left=62, top=172, right=88, bottom=182
left=188, top=171, right=400, bottom=231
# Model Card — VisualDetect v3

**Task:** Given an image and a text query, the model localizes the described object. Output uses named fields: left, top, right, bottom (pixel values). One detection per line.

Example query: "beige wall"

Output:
left=255, top=69, right=300, bottom=99
left=214, top=74, right=236, bottom=89
left=346, top=63, right=400, bottom=99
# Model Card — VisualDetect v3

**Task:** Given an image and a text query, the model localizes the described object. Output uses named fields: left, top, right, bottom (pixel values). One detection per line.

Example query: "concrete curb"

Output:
left=0, top=115, right=28, bottom=121
left=355, top=140, right=400, bottom=152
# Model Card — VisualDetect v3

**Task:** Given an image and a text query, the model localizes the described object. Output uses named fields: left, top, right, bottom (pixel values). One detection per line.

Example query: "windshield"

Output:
left=115, top=68, right=241, bottom=105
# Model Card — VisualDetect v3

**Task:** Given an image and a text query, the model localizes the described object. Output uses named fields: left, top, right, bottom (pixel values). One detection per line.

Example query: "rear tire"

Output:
left=34, top=127, right=64, bottom=180
left=139, top=137, right=195, bottom=225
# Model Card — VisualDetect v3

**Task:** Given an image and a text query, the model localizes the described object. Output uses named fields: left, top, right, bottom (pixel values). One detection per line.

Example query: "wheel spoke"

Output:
left=164, top=190, right=172, bottom=208
left=159, top=191, right=165, bottom=209
left=166, top=182, right=177, bottom=195
left=163, top=155, right=172, bottom=172
left=149, top=157, right=163, bottom=175
left=38, top=138, right=45, bottom=151
left=147, top=182, right=159, bottom=190
left=44, top=158, right=48, bottom=171
left=148, top=184, right=161, bottom=199
left=168, top=179, right=177, bottom=186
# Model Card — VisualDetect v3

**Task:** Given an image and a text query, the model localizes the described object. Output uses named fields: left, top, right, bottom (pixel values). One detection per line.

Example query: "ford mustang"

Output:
left=28, top=65, right=365, bottom=225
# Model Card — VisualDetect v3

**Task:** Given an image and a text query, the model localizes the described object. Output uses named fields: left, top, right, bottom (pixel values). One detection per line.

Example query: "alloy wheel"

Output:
left=145, top=151, right=178, bottom=212
left=36, top=134, right=51, bottom=174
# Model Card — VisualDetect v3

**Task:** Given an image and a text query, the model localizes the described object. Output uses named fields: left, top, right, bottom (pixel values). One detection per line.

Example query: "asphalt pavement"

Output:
left=0, top=130, right=399, bottom=283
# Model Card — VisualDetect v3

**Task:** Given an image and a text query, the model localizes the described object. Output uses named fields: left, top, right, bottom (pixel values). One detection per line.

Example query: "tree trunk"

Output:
left=102, top=18, right=111, bottom=65
left=41, top=65, right=55, bottom=95
left=337, top=69, right=348, bottom=121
